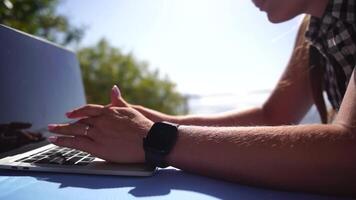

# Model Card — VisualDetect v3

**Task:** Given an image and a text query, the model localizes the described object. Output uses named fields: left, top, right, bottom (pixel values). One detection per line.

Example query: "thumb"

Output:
left=111, top=85, right=128, bottom=107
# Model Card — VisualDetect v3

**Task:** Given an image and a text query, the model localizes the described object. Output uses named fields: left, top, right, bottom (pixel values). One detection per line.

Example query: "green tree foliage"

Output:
left=0, top=0, right=188, bottom=115
left=78, top=39, right=188, bottom=115
left=0, top=0, right=83, bottom=46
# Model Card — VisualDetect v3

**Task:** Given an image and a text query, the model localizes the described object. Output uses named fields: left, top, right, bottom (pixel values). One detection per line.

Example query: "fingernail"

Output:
left=47, top=136, right=57, bottom=143
left=48, top=124, right=57, bottom=131
left=65, top=112, right=72, bottom=117
left=113, top=85, right=121, bottom=97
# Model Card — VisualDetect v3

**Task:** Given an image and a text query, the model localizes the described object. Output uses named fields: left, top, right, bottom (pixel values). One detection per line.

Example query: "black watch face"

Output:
left=145, top=122, right=178, bottom=153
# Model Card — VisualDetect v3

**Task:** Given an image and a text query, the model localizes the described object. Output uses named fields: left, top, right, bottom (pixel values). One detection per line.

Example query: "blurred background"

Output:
left=0, top=0, right=319, bottom=122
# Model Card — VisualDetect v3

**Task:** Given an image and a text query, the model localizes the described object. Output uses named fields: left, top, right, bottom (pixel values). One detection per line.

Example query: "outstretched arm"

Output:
left=167, top=69, right=356, bottom=196
left=117, top=18, right=314, bottom=126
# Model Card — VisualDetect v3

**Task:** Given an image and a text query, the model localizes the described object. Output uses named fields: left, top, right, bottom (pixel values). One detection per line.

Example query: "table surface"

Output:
left=0, top=168, right=352, bottom=200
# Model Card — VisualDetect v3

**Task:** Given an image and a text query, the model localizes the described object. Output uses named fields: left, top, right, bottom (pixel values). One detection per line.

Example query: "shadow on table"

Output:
left=0, top=169, right=345, bottom=200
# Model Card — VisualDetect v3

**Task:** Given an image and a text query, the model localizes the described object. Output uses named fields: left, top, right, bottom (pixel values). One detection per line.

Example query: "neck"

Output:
left=304, top=0, right=330, bottom=18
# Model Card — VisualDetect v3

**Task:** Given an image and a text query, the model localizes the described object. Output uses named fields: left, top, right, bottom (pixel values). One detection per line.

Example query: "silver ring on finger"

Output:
left=84, top=125, right=90, bottom=136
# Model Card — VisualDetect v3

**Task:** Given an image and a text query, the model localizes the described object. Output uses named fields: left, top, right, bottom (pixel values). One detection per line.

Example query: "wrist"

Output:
left=140, top=120, right=154, bottom=138
left=143, top=122, right=179, bottom=168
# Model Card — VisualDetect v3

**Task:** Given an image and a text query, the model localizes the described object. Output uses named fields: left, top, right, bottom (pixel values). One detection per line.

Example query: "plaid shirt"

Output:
left=305, top=0, right=356, bottom=110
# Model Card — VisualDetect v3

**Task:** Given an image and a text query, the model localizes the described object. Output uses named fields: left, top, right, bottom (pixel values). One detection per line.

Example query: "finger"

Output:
left=66, top=104, right=105, bottom=118
left=77, top=117, right=98, bottom=126
left=48, top=123, right=100, bottom=139
left=111, top=85, right=128, bottom=107
left=112, top=85, right=121, bottom=98
left=48, top=136, right=97, bottom=154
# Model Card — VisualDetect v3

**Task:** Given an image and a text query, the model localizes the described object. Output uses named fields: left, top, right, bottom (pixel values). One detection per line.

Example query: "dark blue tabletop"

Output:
left=0, top=168, right=351, bottom=200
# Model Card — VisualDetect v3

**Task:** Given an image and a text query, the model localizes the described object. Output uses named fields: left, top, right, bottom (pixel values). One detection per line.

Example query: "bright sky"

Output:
left=58, top=0, right=303, bottom=96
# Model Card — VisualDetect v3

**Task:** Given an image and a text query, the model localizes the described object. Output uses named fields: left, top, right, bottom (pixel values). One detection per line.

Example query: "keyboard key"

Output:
left=81, top=157, right=95, bottom=162
left=49, top=157, right=66, bottom=165
left=34, top=157, right=51, bottom=164
left=78, top=152, right=88, bottom=156
left=22, top=159, right=37, bottom=163
left=75, top=161, right=91, bottom=166
left=64, top=156, right=83, bottom=165
left=31, top=155, right=47, bottom=160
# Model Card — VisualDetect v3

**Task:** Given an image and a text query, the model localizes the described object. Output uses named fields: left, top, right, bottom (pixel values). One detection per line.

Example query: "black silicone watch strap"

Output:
left=143, top=145, right=169, bottom=168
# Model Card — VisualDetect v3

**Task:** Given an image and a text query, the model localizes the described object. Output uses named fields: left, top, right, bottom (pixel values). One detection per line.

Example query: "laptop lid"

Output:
left=0, top=25, right=156, bottom=176
left=0, top=24, right=86, bottom=132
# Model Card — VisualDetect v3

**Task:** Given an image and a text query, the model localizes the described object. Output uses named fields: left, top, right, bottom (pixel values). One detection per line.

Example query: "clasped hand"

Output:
left=48, top=86, right=154, bottom=163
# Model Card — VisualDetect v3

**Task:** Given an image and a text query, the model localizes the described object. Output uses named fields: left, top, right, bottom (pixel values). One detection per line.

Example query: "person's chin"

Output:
left=267, top=13, right=293, bottom=24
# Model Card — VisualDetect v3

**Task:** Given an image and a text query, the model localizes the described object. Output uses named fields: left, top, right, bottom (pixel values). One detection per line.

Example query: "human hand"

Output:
left=109, top=85, right=129, bottom=107
left=48, top=105, right=154, bottom=163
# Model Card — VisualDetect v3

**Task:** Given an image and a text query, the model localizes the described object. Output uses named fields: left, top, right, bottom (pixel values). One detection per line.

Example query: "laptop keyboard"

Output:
left=15, top=146, right=95, bottom=166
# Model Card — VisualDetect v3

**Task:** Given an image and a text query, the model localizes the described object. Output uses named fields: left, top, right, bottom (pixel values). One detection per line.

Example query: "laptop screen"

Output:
left=0, top=25, right=86, bottom=132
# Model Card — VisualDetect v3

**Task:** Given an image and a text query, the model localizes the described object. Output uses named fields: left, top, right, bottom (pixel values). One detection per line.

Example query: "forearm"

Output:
left=167, top=124, right=356, bottom=196
left=133, top=104, right=267, bottom=126
left=132, top=105, right=179, bottom=123
left=175, top=107, right=268, bottom=126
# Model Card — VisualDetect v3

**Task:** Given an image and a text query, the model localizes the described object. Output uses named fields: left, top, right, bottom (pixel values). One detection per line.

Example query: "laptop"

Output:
left=0, top=24, right=156, bottom=176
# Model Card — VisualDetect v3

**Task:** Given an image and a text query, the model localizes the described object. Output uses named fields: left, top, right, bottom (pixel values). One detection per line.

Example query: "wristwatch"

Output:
left=143, top=122, right=179, bottom=168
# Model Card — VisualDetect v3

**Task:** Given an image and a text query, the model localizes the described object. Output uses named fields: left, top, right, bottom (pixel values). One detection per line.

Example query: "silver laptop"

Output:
left=0, top=25, right=156, bottom=176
